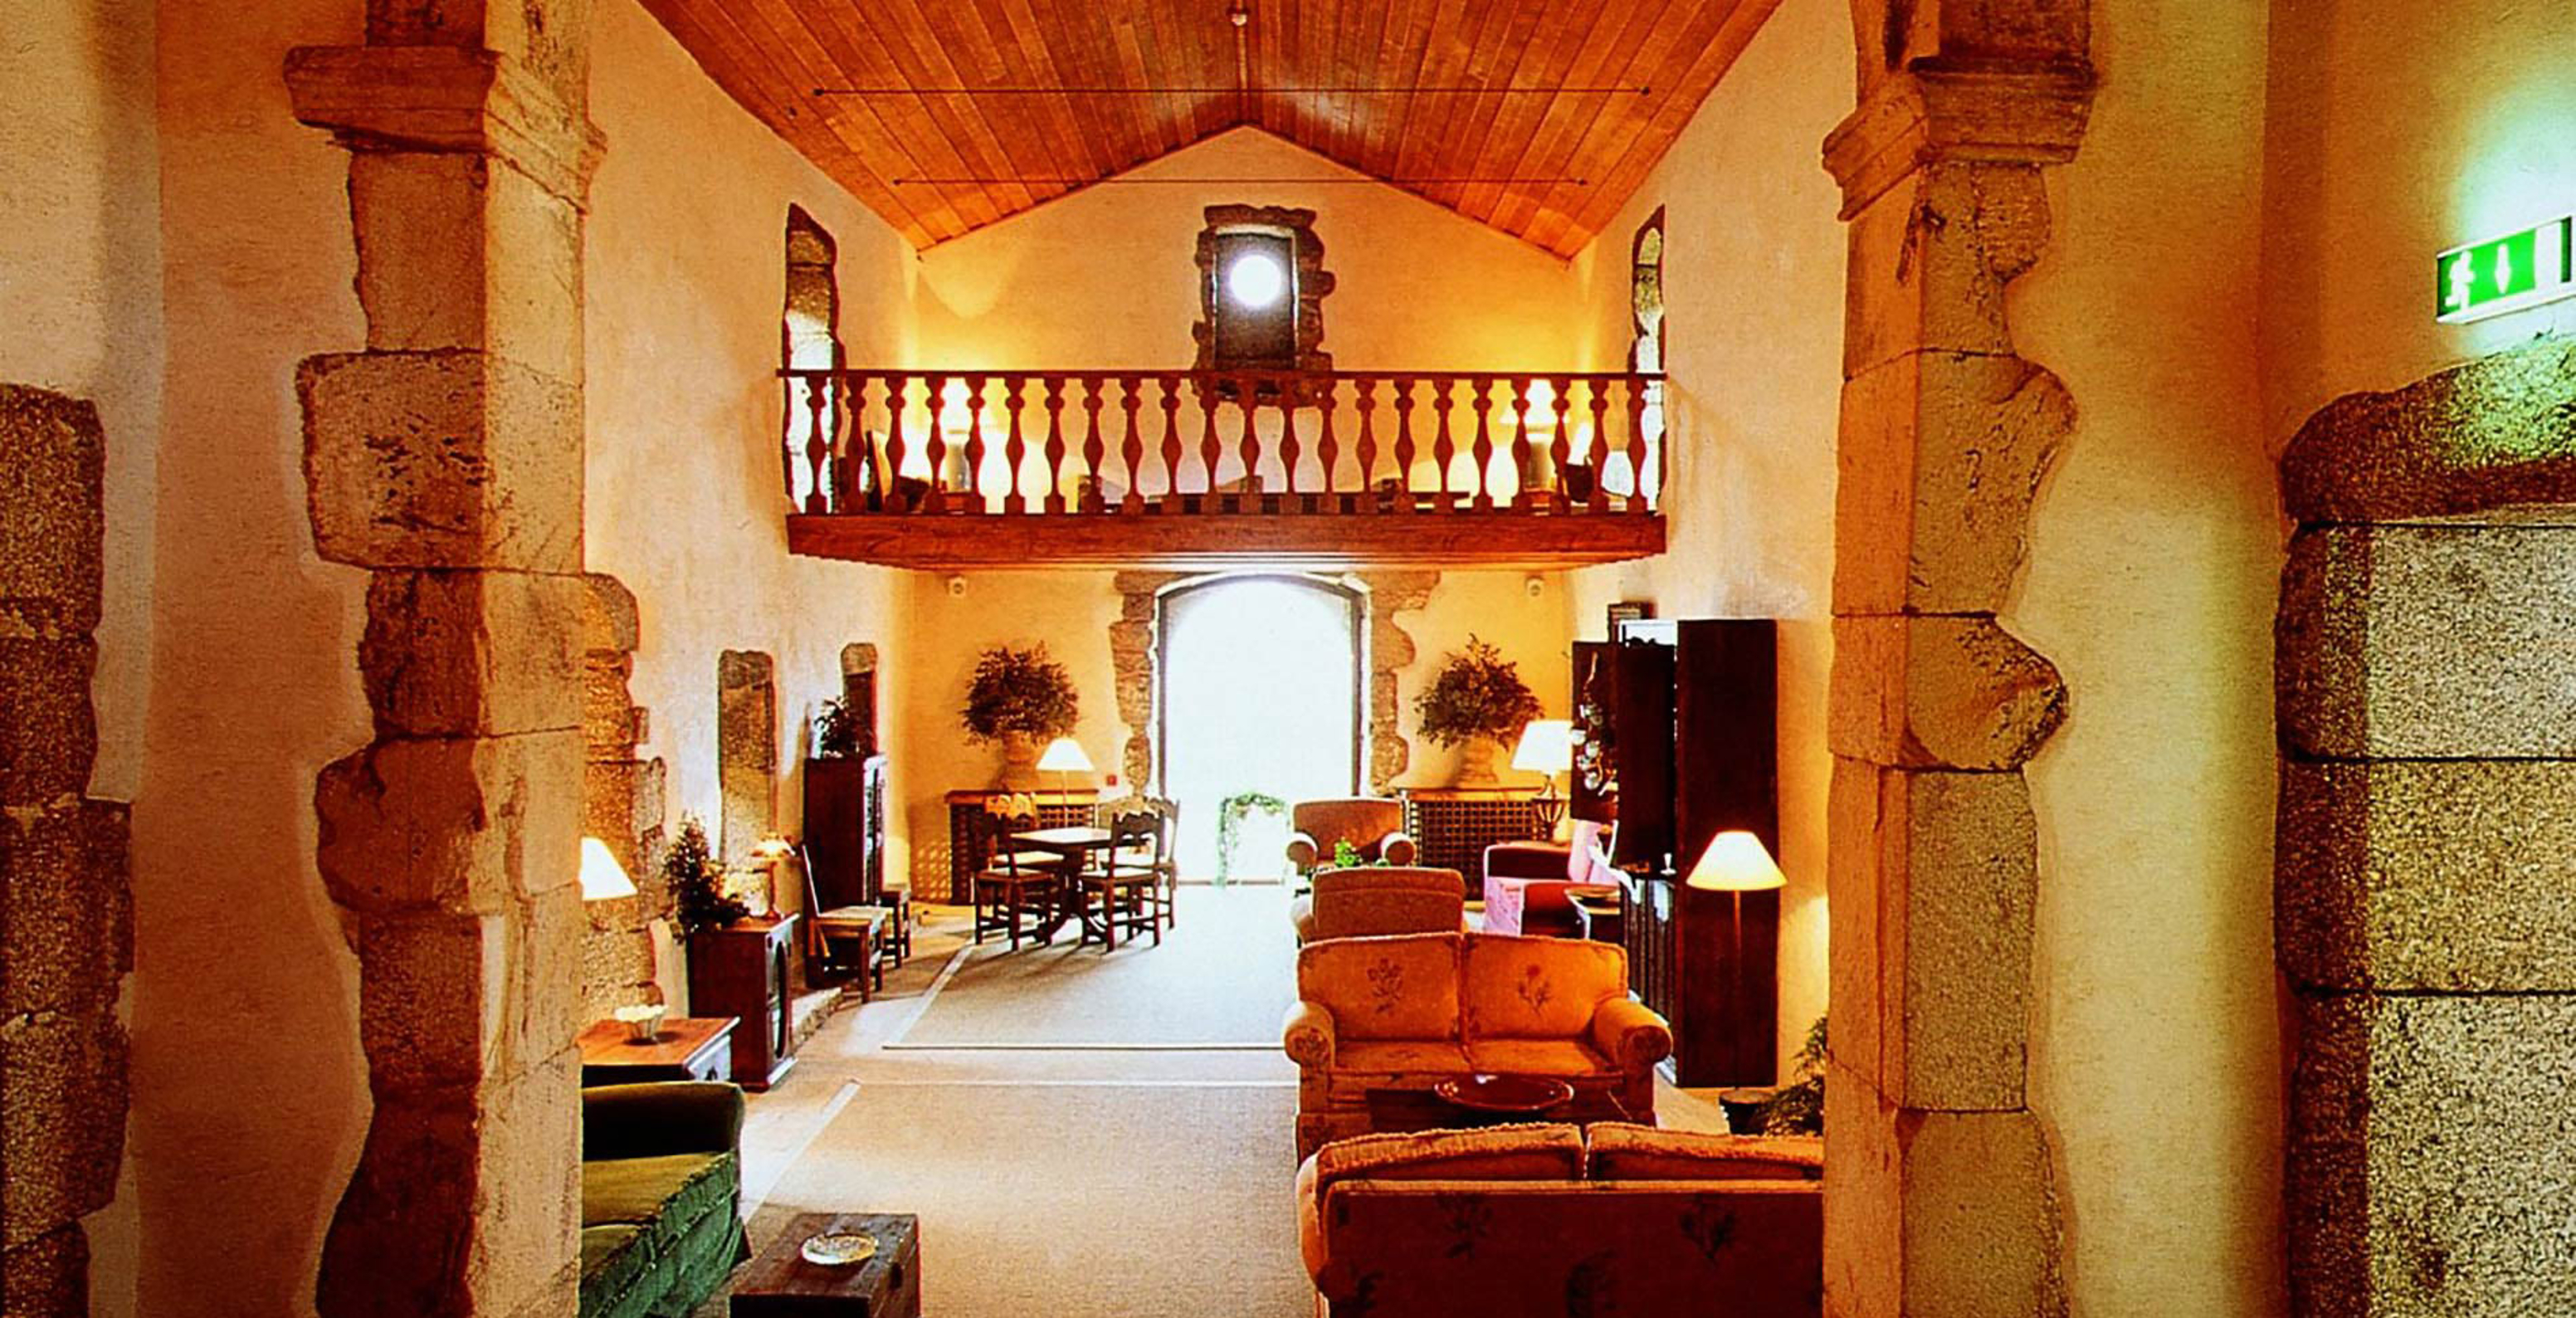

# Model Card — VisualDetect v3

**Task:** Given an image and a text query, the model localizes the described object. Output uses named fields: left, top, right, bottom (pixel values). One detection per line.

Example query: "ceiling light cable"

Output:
left=889, top=176, right=1591, bottom=187
left=811, top=85, right=1653, bottom=96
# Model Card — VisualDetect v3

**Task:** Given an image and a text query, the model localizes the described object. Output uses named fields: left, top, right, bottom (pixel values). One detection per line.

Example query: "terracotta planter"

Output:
left=1454, top=735, right=1504, bottom=786
left=993, top=729, right=1043, bottom=790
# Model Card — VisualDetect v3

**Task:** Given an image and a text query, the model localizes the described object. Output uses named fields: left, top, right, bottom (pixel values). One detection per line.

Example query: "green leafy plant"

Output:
left=814, top=697, right=863, bottom=759
left=1215, top=790, right=1288, bottom=885
left=959, top=643, right=1080, bottom=744
left=1329, top=840, right=1391, bottom=871
left=1413, top=635, right=1544, bottom=749
left=1758, top=1015, right=1827, bottom=1135
left=665, top=815, right=747, bottom=935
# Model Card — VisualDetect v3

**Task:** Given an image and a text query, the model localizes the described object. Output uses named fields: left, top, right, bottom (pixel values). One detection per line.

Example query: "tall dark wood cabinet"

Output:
left=1571, top=619, right=1778, bottom=1088
left=687, top=913, right=799, bottom=1090
left=804, top=754, right=887, bottom=909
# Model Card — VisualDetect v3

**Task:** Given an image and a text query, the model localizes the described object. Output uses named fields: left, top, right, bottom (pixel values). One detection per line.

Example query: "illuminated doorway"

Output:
left=1157, top=576, right=1364, bottom=882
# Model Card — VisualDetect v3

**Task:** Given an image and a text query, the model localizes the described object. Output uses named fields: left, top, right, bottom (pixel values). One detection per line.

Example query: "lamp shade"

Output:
left=1037, top=736, right=1093, bottom=774
left=1685, top=830, right=1785, bottom=892
left=1510, top=719, right=1574, bottom=774
left=578, top=837, right=638, bottom=901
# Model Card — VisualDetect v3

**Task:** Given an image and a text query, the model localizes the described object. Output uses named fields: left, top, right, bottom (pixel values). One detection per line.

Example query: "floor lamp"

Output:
left=1686, top=830, right=1786, bottom=1087
left=1513, top=719, right=1574, bottom=840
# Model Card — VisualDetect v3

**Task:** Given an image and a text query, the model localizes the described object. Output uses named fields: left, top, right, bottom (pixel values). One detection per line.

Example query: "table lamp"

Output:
left=578, top=836, right=638, bottom=901
left=1037, top=736, right=1092, bottom=813
left=1512, top=719, right=1575, bottom=838
left=749, top=837, right=796, bottom=915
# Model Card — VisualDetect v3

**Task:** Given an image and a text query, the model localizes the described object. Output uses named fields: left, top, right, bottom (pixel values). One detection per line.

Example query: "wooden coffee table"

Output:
left=576, top=1015, right=737, bottom=1086
left=1365, top=1073, right=1580, bottom=1133
left=731, top=1212, right=920, bottom=1317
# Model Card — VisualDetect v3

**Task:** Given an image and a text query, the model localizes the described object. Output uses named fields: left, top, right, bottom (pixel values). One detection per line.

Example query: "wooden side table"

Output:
left=576, top=1016, right=738, bottom=1086
left=688, top=914, right=799, bottom=1091
left=732, top=1212, right=920, bottom=1317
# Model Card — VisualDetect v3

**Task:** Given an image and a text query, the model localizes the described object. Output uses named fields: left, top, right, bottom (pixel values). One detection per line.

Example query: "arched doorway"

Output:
left=1156, top=575, right=1364, bottom=881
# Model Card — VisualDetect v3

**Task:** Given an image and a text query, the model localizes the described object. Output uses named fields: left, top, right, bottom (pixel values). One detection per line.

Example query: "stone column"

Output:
left=0, top=387, right=134, bottom=1316
left=580, top=574, right=669, bottom=1019
left=1817, top=19, right=2093, bottom=1316
left=2274, top=338, right=2576, bottom=1316
left=285, top=4, right=603, bottom=1311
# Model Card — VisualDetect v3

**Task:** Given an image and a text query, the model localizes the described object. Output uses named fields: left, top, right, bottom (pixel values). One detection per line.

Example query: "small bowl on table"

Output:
left=612, top=1004, right=667, bottom=1043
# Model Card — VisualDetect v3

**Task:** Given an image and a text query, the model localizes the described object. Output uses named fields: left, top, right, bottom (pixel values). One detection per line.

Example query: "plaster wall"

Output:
left=129, top=0, right=374, bottom=1311
left=2259, top=0, right=2576, bottom=447
left=0, top=2, right=163, bottom=1306
left=909, top=126, right=1583, bottom=373
left=1561, top=0, right=1849, bottom=1081
left=587, top=0, right=918, bottom=891
left=2010, top=0, right=2286, bottom=1314
left=898, top=570, right=1572, bottom=889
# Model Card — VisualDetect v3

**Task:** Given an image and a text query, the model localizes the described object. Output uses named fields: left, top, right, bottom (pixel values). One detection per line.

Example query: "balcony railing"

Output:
left=779, top=368, right=1666, bottom=568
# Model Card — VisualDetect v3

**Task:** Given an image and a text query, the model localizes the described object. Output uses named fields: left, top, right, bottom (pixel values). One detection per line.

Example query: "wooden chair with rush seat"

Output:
left=799, top=842, right=892, bottom=999
left=972, top=804, right=1066, bottom=950
left=1073, top=803, right=1166, bottom=950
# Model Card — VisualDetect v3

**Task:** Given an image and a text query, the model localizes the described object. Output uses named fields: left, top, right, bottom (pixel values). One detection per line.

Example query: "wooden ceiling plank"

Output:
left=1446, top=0, right=1573, bottom=223
left=1396, top=0, right=1516, bottom=217
left=648, top=0, right=939, bottom=243
left=985, top=0, right=1120, bottom=184
left=743, top=0, right=975, bottom=238
left=1484, top=0, right=1661, bottom=236
left=1357, top=0, right=1438, bottom=183
left=1559, top=0, right=1778, bottom=252
left=836, top=0, right=1036, bottom=230
left=915, top=0, right=1063, bottom=215
left=1516, top=0, right=1716, bottom=252
left=1383, top=0, right=1475, bottom=194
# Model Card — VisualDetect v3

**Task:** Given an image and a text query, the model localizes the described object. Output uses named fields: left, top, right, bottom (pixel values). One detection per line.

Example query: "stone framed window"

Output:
left=1628, top=206, right=1666, bottom=373
left=1193, top=204, right=1334, bottom=376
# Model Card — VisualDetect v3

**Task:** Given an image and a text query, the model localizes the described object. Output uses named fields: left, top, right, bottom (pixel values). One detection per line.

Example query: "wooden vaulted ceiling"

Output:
left=641, top=0, right=1783, bottom=257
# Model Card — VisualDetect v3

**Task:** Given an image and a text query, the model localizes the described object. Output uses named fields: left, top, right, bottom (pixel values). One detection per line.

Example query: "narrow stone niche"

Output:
left=718, top=649, right=778, bottom=864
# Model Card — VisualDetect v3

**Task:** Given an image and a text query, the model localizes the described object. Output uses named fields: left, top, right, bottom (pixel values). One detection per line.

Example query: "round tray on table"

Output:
left=1432, top=1072, right=1577, bottom=1115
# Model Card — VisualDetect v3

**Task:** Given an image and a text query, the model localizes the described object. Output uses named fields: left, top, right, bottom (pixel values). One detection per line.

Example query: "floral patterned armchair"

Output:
left=1281, top=931, right=1670, bottom=1158
left=1284, top=797, right=1418, bottom=873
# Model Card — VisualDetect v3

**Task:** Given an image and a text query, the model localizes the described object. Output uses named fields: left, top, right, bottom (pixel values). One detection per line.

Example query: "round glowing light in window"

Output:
left=1225, top=251, right=1288, bottom=309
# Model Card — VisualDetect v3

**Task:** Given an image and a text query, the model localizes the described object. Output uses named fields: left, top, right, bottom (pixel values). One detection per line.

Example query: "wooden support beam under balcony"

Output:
left=778, top=368, right=1668, bottom=570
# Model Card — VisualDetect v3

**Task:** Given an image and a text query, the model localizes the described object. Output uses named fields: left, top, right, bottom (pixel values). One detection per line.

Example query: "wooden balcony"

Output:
left=780, top=369, right=1666, bottom=570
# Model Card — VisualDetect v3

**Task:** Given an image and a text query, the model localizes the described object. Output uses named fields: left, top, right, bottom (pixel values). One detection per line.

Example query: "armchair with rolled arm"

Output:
left=1289, top=865, right=1467, bottom=944
left=579, top=1081, right=751, bottom=1317
left=1285, top=797, right=1418, bottom=874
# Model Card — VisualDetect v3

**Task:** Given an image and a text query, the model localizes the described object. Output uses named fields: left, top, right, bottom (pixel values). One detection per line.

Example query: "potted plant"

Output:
left=812, top=696, right=864, bottom=759
left=1413, top=635, right=1544, bottom=785
left=961, top=642, right=1081, bottom=790
left=665, top=816, right=747, bottom=936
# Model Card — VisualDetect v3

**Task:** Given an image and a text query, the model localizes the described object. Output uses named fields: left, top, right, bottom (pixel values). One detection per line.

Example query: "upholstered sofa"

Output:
left=1295, top=1122, right=1823, bottom=1317
left=580, top=1081, right=750, bottom=1318
left=1289, top=865, right=1467, bottom=944
left=1481, top=818, right=1618, bottom=937
left=1281, top=930, right=1671, bottom=1157
left=1284, top=797, right=1418, bottom=874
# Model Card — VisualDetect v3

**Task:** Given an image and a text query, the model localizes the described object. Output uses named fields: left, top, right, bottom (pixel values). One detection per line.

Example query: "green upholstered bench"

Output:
left=580, top=1081, right=751, bottom=1318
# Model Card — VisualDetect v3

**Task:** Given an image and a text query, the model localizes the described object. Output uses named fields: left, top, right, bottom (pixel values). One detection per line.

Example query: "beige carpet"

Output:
left=888, top=885, right=1297, bottom=1049
left=746, top=1080, right=1310, bottom=1317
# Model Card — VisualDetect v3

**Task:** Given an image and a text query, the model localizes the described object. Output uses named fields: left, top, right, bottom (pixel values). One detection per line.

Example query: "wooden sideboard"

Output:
left=685, top=914, right=798, bottom=1090
left=943, top=789, right=1101, bottom=902
left=1399, top=787, right=1544, bottom=880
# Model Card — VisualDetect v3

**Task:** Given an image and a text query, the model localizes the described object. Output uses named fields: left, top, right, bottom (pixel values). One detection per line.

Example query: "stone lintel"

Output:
left=285, top=43, right=604, bottom=210
left=1830, top=613, right=2066, bottom=769
left=1822, top=61, right=2095, bottom=221
left=2281, top=336, right=2576, bottom=525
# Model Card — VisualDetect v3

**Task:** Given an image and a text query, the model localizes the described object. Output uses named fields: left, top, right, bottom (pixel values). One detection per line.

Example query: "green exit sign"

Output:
left=2437, top=214, right=2576, bottom=323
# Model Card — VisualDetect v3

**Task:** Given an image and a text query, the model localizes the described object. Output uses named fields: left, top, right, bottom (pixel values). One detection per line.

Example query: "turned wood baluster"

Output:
left=1001, top=377, right=1030, bottom=515
left=1505, top=378, right=1535, bottom=511
left=1353, top=378, right=1379, bottom=515
left=1315, top=379, right=1339, bottom=511
left=832, top=373, right=866, bottom=513
left=1391, top=378, right=1417, bottom=515
left=1039, top=377, right=1067, bottom=514
left=963, top=374, right=989, bottom=514
left=1470, top=378, right=1497, bottom=512
left=1430, top=379, right=1458, bottom=513
left=1154, top=375, right=1182, bottom=511
left=1548, top=375, right=1573, bottom=512
left=1124, top=378, right=1154, bottom=513
left=1236, top=375, right=1262, bottom=510
left=1198, top=378, right=1222, bottom=510
left=803, top=373, right=832, bottom=514
left=883, top=374, right=911, bottom=513
left=1624, top=376, right=1651, bottom=514
left=1079, top=378, right=1105, bottom=514
left=1586, top=377, right=1611, bottom=514
left=932, top=373, right=963, bottom=517
left=1278, top=383, right=1303, bottom=515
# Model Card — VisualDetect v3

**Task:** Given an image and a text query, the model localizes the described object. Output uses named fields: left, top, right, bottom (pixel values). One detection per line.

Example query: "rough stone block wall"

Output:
left=0, top=384, right=134, bottom=1317
left=717, top=649, right=779, bottom=866
left=1818, top=22, right=2094, bottom=1315
left=286, top=6, right=603, bottom=1310
left=2275, top=336, right=2576, bottom=1318
left=580, top=574, right=669, bottom=1019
